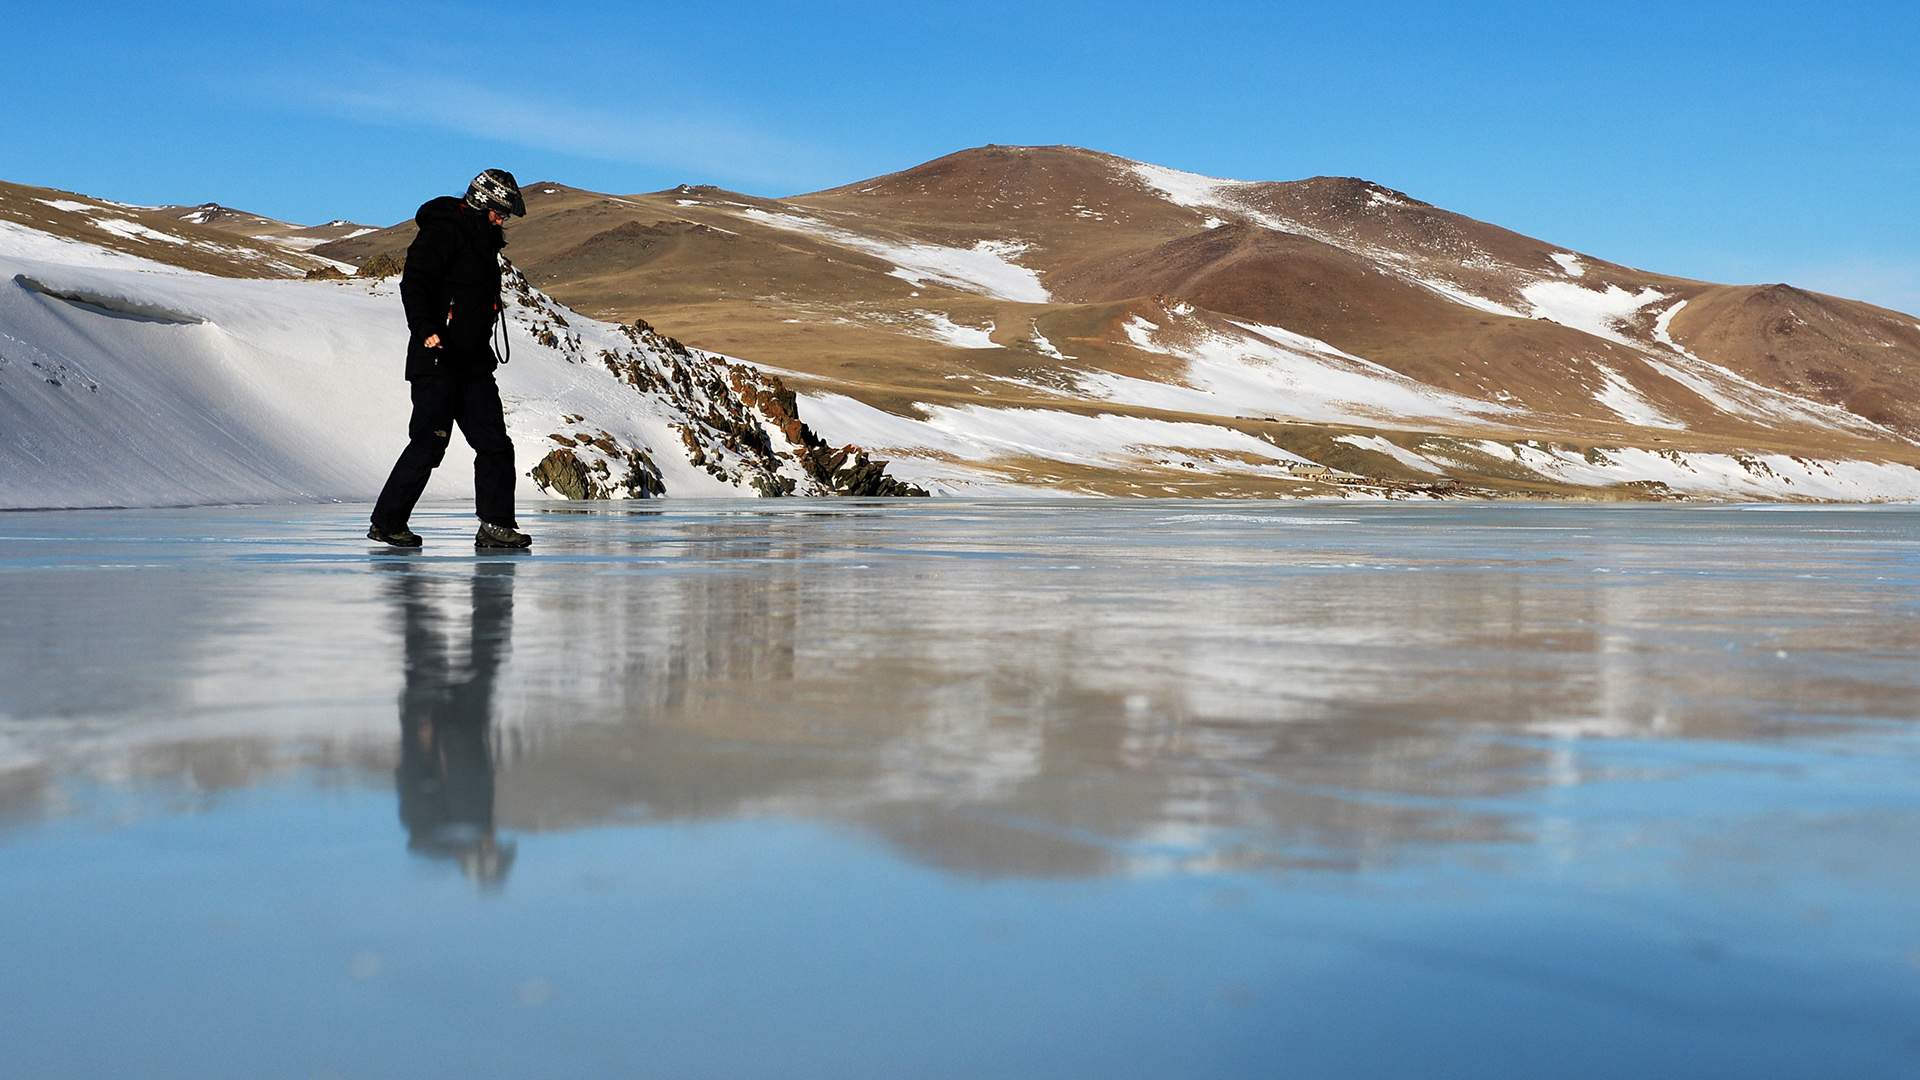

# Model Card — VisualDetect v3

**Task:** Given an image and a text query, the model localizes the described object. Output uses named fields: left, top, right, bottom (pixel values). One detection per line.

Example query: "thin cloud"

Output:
left=266, top=69, right=843, bottom=193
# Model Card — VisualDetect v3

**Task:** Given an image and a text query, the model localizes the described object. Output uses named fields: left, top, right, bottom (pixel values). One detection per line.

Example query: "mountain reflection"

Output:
left=4, top=505, right=1917, bottom=883
left=386, top=560, right=518, bottom=888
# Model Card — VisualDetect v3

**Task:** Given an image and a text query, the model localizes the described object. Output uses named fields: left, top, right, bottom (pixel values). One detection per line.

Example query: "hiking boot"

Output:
left=368, top=523, right=423, bottom=548
left=475, top=521, right=532, bottom=549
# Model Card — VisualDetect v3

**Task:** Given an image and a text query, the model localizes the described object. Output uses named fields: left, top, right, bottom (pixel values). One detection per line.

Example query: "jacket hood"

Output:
left=415, top=195, right=505, bottom=249
left=415, top=195, right=474, bottom=229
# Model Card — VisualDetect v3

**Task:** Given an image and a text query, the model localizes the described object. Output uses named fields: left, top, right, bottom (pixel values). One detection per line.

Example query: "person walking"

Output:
left=368, top=169, right=533, bottom=549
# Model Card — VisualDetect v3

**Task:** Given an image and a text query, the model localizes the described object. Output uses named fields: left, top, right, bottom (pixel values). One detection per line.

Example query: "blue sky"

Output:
left=5, top=0, right=1917, bottom=313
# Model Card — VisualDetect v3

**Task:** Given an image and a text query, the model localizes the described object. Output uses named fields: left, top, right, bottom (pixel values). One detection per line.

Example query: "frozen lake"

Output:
left=3, top=500, right=1918, bottom=1078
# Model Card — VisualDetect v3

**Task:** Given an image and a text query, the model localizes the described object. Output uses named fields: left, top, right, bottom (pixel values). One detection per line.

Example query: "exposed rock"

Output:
left=529, top=443, right=665, bottom=500
left=1621, top=479, right=1681, bottom=499
left=531, top=448, right=597, bottom=500
left=356, top=251, right=406, bottom=279
left=723, top=362, right=929, bottom=497
left=498, top=264, right=924, bottom=501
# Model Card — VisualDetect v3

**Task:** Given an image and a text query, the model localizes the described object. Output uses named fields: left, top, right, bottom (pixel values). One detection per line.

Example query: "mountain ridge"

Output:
left=4, top=145, right=1917, bottom=502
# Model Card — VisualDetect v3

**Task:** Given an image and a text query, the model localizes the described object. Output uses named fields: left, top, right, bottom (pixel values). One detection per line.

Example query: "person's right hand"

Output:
left=423, top=333, right=442, bottom=349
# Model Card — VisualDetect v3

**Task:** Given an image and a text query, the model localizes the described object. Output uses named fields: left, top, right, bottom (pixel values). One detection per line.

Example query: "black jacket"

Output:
left=400, top=196, right=506, bottom=379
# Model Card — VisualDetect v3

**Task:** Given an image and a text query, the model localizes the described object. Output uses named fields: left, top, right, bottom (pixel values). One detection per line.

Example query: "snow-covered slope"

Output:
left=0, top=236, right=924, bottom=510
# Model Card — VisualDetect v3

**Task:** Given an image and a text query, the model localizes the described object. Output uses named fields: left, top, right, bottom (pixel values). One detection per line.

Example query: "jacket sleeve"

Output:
left=398, top=225, right=452, bottom=342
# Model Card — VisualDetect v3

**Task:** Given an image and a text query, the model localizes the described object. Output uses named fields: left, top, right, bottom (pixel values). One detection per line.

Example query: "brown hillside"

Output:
left=19, top=145, right=1915, bottom=497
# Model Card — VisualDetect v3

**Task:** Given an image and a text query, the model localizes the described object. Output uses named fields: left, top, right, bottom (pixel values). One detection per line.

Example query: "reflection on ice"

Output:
left=389, top=560, right=516, bottom=888
left=2, top=500, right=1917, bottom=878
left=3, top=501, right=1919, bottom=1077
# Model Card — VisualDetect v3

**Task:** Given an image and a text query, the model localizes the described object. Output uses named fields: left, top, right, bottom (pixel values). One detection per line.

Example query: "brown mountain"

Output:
left=150, top=202, right=377, bottom=253
left=0, top=180, right=359, bottom=278
left=305, top=146, right=1920, bottom=497
left=9, top=147, right=1914, bottom=499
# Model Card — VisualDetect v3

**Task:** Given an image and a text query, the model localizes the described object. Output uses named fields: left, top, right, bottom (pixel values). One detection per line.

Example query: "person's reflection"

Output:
left=385, top=559, right=519, bottom=889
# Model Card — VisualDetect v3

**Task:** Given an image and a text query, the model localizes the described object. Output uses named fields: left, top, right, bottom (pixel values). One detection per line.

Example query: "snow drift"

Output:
left=0, top=240, right=921, bottom=510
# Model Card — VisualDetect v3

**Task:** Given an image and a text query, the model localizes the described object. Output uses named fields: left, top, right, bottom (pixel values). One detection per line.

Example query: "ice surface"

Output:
left=2, top=502, right=1919, bottom=1078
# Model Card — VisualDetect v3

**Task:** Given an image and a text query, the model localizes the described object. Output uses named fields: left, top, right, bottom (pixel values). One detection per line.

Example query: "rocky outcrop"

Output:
left=531, top=438, right=666, bottom=501
left=500, top=267, right=924, bottom=500
left=725, top=362, right=929, bottom=497
left=356, top=250, right=406, bottom=279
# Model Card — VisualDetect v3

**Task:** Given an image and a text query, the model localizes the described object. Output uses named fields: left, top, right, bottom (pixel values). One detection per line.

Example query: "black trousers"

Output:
left=372, top=374, right=516, bottom=529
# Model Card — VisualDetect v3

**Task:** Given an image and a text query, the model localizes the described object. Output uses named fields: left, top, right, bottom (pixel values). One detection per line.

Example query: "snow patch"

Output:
left=1127, top=162, right=1252, bottom=209
left=739, top=208, right=1049, bottom=302
left=1651, top=299, right=1691, bottom=353
left=915, top=311, right=998, bottom=349
left=35, top=199, right=101, bottom=214
left=1521, top=281, right=1665, bottom=346
left=798, top=393, right=1320, bottom=485
left=1548, top=252, right=1586, bottom=277
left=1097, top=311, right=1507, bottom=428
left=1592, top=364, right=1685, bottom=429
left=86, top=217, right=191, bottom=247
left=1451, top=442, right=1920, bottom=501
left=1128, top=159, right=1538, bottom=320
left=1409, top=274, right=1526, bottom=318
left=1646, top=300, right=1897, bottom=436
left=0, top=220, right=194, bottom=273
left=1028, top=322, right=1071, bottom=361
left=1121, top=315, right=1160, bottom=350
left=1333, top=434, right=1444, bottom=474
